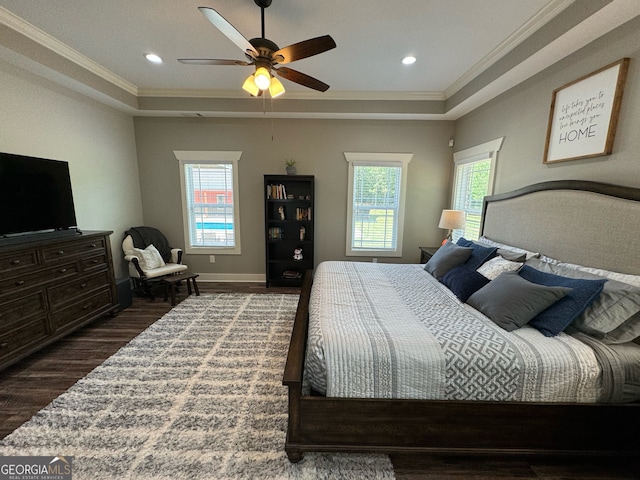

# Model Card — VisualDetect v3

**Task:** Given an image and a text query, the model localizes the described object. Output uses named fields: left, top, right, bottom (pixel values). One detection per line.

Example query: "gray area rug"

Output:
left=0, top=294, right=395, bottom=479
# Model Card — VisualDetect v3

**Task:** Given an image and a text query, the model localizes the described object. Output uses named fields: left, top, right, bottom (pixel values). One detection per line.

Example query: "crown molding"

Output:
left=0, top=6, right=138, bottom=96
left=137, top=87, right=445, bottom=102
left=445, top=0, right=575, bottom=98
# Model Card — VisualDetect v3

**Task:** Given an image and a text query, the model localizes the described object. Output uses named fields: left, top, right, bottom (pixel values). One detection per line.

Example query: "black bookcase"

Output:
left=264, top=175, right=314, bottom=287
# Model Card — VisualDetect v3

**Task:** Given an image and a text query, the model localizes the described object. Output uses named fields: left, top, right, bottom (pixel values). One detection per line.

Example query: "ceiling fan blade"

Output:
left=198, top=7, right=258, bottom=58
left=275, top=67, right=330, bottom=92
left=273, top=35, right=336, bottom=64
left=178, top=58, right=251, bottom=66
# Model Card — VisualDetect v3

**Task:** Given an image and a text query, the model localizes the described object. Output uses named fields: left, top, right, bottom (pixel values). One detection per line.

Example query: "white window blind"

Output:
left=452, top=158, right=491, bottom=241
left=352, top=164, right=401, bottom=251
left=184, top=163, right=236, bottom=248
left=175, top=151, right=242, bottom=255
left=344, top=152, right=412, bottom=257
left=451, top=138, right=503, bottom=241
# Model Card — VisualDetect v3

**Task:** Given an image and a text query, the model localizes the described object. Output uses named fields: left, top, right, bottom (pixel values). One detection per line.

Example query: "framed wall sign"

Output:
left=543, top=58, right=629, bottom=164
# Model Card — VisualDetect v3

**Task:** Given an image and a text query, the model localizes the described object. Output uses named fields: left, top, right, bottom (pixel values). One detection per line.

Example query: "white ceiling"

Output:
left=0, top=0, right=637, bottom=118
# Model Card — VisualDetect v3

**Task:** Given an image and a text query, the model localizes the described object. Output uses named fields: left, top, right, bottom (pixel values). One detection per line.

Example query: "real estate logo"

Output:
left=0, top=456, right=73, bottom=480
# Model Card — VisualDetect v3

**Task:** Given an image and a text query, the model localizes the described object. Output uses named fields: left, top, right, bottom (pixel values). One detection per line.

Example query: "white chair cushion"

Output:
left=144, top=263, right=188, bottom=279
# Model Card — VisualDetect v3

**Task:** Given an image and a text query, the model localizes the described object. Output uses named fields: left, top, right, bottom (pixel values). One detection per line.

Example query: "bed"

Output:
left=282, top=180, right=640, bottom=462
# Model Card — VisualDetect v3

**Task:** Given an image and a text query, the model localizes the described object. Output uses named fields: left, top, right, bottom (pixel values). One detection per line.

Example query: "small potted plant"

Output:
left=285, top=159, right=297, bottom=175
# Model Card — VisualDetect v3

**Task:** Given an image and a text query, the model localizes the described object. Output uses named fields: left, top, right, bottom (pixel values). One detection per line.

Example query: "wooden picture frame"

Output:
left=543, top=58, right=629, bottom=164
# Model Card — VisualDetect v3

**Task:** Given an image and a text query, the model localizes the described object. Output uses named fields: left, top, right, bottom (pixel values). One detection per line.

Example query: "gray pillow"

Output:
left=424, top=241, right=472, bottom=279
left=467, top=271, right=571, bottom=332
left=526, top=258, right=640, bottom=343
left=497, top=248, right=527, bottom=263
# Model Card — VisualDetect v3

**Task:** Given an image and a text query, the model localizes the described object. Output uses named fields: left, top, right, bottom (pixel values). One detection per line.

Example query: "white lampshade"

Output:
left=438, top=210, right=466, bottom=230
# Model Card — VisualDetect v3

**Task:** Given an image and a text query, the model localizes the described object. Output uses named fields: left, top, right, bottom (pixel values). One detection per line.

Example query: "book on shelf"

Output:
left=282, top=270, right=302, bottom=279
left=268, top=227, right=284, bottom=240
left=295, top=207, right=312, bottom=221
left=266, top=184, right=288, bottom=199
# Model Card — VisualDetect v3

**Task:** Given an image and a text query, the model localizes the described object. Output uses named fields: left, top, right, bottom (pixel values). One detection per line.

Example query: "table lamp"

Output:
left=438, top=209, right=466, bottom=244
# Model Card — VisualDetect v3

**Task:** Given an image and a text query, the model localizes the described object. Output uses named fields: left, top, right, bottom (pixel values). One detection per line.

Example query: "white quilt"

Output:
left=305, top=261, right=605, bottom=402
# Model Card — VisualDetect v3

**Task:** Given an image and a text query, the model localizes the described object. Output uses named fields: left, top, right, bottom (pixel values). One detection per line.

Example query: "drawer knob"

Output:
left=15, top=280, right=25, bottom=286
left=80, top=283, right=87, bottom=288
left=92, top=259, right=99, bottom=264
left=90, top=243, right=97, bottom=248
left=0, top=342, right=8, bottom=349
left=57, top=250, right=65, bottom=255
left=11, top=259, right=20, bottom=265
left=59, top=268, right=67, bottom=273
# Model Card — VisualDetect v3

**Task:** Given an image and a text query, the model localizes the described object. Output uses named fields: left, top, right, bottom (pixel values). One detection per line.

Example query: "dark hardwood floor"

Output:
left=0, top=283, right=637, bottom=479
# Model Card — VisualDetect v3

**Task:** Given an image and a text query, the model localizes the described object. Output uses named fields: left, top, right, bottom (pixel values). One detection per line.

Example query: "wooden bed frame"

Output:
left=282, top=180, right=640, bottom=462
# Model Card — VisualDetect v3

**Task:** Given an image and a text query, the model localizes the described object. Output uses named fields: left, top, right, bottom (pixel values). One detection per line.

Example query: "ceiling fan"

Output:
left=178, top=0, right=336, bottom=97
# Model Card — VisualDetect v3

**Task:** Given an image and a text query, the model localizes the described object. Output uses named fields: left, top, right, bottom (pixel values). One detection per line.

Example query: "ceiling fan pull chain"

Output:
left=271, top=97, right=275, bottom=141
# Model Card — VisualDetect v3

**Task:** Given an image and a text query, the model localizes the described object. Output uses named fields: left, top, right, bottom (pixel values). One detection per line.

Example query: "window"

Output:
left=451, top=138, right=503, bottom=241
left=175, top=151, right=242, bottom=255
left=345, top=152, right=413, bottom=257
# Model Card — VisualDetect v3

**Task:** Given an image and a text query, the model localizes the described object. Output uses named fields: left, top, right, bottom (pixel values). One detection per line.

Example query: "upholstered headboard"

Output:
left=481, top=181, right=640, bottom=275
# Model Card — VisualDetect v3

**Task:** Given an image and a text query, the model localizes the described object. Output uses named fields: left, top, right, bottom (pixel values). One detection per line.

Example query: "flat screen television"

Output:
left=0, top=152, right=78, bottom=239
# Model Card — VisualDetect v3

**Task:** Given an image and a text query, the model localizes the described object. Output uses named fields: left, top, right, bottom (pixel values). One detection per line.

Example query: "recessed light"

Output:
left=144, top=53, right=163, bottom=64
left=402, top=56, right=416, bottom=65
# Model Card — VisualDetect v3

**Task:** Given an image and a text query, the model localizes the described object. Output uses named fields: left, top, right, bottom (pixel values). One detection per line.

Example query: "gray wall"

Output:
left=133, top=117, right=454, bottom=278
left=454, top=17, right=640, bottom=193
left=0, top=60, right=143, bottom=279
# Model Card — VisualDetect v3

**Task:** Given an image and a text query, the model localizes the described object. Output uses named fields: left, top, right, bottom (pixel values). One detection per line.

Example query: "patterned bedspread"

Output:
left=305, top=261, right=637, bottom=402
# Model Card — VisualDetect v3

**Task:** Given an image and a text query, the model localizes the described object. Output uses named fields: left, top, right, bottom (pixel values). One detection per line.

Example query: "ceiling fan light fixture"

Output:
left=269, top=76, right=285, bottom=98
left=402, top=56, right=416, bottom=65
left=254, top=66, right=272, bottom=90
left=242, top=74, right=260, bottom=96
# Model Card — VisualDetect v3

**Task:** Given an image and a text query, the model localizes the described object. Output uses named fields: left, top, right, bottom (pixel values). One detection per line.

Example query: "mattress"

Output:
left=304, top=261, right=640, bottom=403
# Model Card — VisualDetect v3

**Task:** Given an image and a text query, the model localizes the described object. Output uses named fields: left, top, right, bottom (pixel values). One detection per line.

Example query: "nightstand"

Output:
left=419, top=246, right=440, bottom=263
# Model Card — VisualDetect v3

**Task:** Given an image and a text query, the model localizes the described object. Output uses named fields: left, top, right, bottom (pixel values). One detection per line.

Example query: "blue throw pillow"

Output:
left=457, top=237, right=498, bottom=270
left=441, top=265, right=490, bottom=302
left=518, top=265, right=607, bottom=337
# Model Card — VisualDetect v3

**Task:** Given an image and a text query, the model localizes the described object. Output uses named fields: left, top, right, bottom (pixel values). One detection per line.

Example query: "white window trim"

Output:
left=174, top=150, right=242, bottom=255
left=452, top=137, right=504, bottom=187
left=344, top=152, right=413, bottom=257
left=450, top=138, right=503, bottom=240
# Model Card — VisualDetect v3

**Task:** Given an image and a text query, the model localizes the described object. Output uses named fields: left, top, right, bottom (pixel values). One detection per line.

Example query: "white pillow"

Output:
left=132, top=244, right=166, bottom=270
left=476, top=256, right=523, bottom=280
left=477, top=236, right=541, bottom=261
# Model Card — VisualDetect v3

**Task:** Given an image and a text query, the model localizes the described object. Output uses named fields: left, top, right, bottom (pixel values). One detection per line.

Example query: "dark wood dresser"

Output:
left=0, top=231, right=119, bottom=371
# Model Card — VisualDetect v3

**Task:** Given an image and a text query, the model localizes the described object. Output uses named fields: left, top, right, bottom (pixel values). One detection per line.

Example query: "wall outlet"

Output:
left=209, top=255, right=216, bottom=263
left=372, top=258, right=378, bottom=263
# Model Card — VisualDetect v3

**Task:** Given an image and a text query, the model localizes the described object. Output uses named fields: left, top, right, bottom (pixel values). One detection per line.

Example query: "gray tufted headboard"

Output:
left=481, top=181, right=640, bottom=275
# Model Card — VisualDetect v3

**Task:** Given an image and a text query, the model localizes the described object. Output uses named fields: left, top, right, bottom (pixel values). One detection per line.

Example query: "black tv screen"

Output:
left=0, top=152, right=78, bottom=237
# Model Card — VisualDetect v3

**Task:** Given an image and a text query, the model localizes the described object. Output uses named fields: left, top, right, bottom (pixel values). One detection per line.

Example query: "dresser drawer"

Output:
left=52, top=289, right=113, bottom=332
left=0, top=262, right=78, bottom=297
left=0, top=317, right=49, bottom=362
left=0, top=291, right=47, bottom=331
left=41, top=238, right=105, bottom=264
left=0, top=249, right=39, bottom=275
left=48, top=270, right=111, bottom=309
left=81, top=253, right=108, bottom=272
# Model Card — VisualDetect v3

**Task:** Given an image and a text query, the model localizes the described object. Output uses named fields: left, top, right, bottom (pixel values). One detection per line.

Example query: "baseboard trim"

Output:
left=194, top=272, right=265, bottom=283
